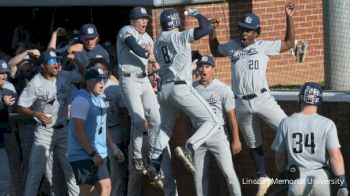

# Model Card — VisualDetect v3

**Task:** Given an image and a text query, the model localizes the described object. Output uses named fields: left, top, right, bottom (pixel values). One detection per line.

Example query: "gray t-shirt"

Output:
left=75, top=44, right=110, bottom=67
left=271, top=113, right=341, bottom=171
left=193, top=79, right=235, bottom=126
left=101, top=79, right=126, bottom=127
left=18, top=71, right=81, bottom=126
left=117, top=25, right=154, bottom=74
left=154, top=29, right=194, bottom=82
left=218, top=39, right=281, bottom=95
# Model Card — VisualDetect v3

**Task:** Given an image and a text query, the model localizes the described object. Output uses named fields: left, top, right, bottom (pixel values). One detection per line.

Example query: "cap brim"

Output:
left=238, top=22, right=259, bottom=30
left=197, top=61, right=215, bottom=67
left=82, top=33, right=99, bottom=39
left=131, top=14, right=150, bottom=20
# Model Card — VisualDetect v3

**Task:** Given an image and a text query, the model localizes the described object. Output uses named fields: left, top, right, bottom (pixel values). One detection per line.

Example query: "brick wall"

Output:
left=149, top=0, right=324, bottom=87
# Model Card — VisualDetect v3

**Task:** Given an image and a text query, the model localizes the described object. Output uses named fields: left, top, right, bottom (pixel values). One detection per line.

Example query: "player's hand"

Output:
left=27, top=49, right=41, bottom=58
left=337, top=188, right=349, bottom=196
left=33, top=111, right=52, bottom=125
left=210, top=18, right=220, bottom=29
left=231, top=140, right=242, bottom=155
left=2, top=95, right=16, bottom=106
left=114, top=148, right=125, bottom=163
left=67, top=43, right=83, bottom=53
left=285, top=1, right=295, bottom=17
left=92, top=153, right=104, bottom=166
left=185, top=8, right=200, bottom=17
left=54, top=27, right=66, bottom=37
left=66, top=53, right=75, bottom=61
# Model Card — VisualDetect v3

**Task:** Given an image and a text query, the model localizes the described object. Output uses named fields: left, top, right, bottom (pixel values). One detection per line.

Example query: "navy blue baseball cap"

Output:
left=85, top=67, right=108, bottom=81
left=39, top=50, right=60, bottom=65
left=0, top=60, right=10, bottom=73
left=197, top=55, right=216, bottom=67
left=80, top=23, right=99, bottom=39
left=239, top=13, right=260, bottom=30
left=129, top=7, right=150, bottom=20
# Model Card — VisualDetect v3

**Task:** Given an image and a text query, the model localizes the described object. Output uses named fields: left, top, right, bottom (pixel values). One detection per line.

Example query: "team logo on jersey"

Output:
left=87, top=27, right=95, bottom=35
left=245, top=16, right=253, bottom=24
left=231, top=48, right=258, bottom=63
left=206, top=95, right=217, bottom=106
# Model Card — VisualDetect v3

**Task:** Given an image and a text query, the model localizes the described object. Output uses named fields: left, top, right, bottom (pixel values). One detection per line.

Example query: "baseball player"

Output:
left=192, top=55, right=242, bottom=196
left=147, top=8, right=220, bottom=186
left=117, top=7, right=160, bottom=175
left=209, top=2, right=295, bottom=195
left=87, top=58, right=128, bottom=196
left=0, top=60, right=16, bottom=196
left=271, top=82, right=349, bottom=196
left=18, top=50, right=80, bottom=196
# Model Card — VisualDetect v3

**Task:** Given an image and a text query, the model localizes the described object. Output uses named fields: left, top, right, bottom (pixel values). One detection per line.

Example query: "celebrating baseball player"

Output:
left=193, top=55, right=242, bottom=196
left=147, top=8, right=220, bottom=187
left=271, top=82, right=348, bottom=196
left=18, top=50, right=80, bottom=196
left=116, top=7, right=160, bottom=175
left=209, top=2, right=295, bottom=195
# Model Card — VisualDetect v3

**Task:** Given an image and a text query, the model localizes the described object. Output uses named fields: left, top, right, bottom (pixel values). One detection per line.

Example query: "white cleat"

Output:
left=256, top=176, right=273, bottom=196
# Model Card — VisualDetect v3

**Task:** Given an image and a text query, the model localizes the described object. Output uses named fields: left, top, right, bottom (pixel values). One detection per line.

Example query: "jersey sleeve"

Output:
left=179, top=28, right=195, bottom=44
left=70, top=97, right=90, bottom=120
left=326, top=120, right=341, bottom=150
left=271, top=121, right=287, bottom=153
left=218, top=40, right=236, bottom=57
left=18, top=81, right=37, bottom=108
left=118, top=26, right=135, bottom=42
left=262, top=40, right=281, bottom=56
left=223, top=85, right=236, bottom=112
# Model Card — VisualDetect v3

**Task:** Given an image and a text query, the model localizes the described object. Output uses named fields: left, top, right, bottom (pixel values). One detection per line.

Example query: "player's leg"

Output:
left=0, top=148, right=11, bottom=195
left=207, top=128, right=241, bottom=196
left=24, top=127, right=53, bottom=196
left=53, top=126, right=79, bottom=196
left=255, top=92, right=287, bottom=129
left=161, top=145, right=179, bottom=196
left=193, top=143, right=210, bottom=196
left=120, top=76, right=147, bottom=173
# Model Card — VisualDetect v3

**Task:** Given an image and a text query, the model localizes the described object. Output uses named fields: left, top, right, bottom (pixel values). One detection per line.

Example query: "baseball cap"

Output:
left=85, top=67, right=108, bottom=82
left=129, top=7, right=150, bottom=20
left=238, top=13, right=260, bottom=30
left=197, top=55, right=216, bottom=67
left=0, top=60, right=10, bottom=73
left=80, top=23, right=99, bottom=39
left=39, top=50, right=60, bottom=65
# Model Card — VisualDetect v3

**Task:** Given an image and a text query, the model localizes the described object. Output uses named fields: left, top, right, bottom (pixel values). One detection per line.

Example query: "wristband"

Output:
left=89, top=150, right=97, bottom=157
left=336, top=175, right=348, bottom=188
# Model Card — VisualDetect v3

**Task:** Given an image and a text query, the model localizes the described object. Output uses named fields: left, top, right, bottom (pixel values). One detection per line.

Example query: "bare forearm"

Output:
left=329, top=148, right=345, bottom=176
left=227, top=110, right=240, bottom=142
left=73, top=118, right=94, bottom=154
left=19, top=106, right=34, bottom=118
left=281, top=16, right=295, bottom=52
left=47, top=32, right=58, bottom=50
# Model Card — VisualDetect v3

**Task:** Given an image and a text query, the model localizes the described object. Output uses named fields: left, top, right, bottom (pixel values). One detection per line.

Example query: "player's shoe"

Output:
left=133, top=159, right=147, bottom=175
left=146, top=162, right=164, bottom=189
left=174, top=146, right=196, bottom=174
left=256, top=176, right=273, bottom=196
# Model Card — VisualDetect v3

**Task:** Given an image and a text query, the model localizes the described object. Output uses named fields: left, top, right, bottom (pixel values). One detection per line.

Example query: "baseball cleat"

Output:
left=133, top=159, right=147, bottom=175
left=147, top=164, right=164, bottom=189
left=256, top=176, right=273, bottom=196
left=174, top=146, right=196, bottom=174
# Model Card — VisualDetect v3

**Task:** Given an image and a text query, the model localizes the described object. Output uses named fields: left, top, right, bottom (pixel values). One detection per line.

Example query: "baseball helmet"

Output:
left=298, top=82, right=323, bottom=105
left=160, top=9, right=181, bottom=31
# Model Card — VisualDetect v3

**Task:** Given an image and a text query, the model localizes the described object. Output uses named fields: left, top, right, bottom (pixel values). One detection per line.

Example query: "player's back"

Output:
left=280, top=113, right=340, bottom=171
left=154, top=29, right=194, bottom=82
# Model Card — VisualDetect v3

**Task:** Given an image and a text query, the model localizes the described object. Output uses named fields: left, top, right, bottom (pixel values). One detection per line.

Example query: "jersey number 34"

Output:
left=292, top=132, right=316, bottom=154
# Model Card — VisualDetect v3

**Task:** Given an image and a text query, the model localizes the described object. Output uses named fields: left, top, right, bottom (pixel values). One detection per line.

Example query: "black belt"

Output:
left=43, top=121, right=68, bottom=129
left=123, top=73, right=147, bottom=78
left=108, top=123, right=121, bottom=129
left=174, top=81, right=187, bottom=85
left=236, top=88, right=267, bottom=100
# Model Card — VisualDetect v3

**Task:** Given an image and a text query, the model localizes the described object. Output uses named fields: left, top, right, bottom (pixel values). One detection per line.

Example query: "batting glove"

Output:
left=337, top=188, right=348, bottom=196
left=185, top=8, right=200, bottom=16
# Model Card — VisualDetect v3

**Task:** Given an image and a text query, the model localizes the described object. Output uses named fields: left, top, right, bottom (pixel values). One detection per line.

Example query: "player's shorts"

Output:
left=70, top=158, right=109, bottom=185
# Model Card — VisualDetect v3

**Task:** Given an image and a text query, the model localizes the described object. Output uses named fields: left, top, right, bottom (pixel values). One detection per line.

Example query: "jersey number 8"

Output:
left=292, top=132, right=316, bottom=154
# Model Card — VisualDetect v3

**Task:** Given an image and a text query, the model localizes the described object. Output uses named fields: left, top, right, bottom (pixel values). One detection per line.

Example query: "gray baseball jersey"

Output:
left=18, top=71, right=81, bottom=126
left=154, top=29, right=194, bottom=83
left=117, top=25, right=154, bottom=74
left=271, top=113, right=341, bottom=171
left=192, top=79, right=241, bottom=196
left=218, top=40, right=281, bottom=95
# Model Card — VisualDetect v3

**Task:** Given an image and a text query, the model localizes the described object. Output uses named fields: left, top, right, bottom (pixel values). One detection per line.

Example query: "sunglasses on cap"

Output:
left=47, top=58, right=60, bottom=65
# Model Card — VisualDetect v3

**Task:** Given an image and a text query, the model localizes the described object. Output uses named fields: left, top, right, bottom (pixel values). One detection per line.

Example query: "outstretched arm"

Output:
left=209, top=19, right=224, bottom=57
left=280, top=2, right=295, bottom=52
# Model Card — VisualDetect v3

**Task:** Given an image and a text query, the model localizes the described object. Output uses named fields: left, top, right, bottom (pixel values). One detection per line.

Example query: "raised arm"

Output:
left=209, top=19, right=224, bottom=57
left=47, top=27, right=66, bottom=50
left=280, top=2, right=295, bottom=52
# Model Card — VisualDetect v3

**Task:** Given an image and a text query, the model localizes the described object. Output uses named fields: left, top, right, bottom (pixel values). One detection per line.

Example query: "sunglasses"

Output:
left=46, top=57, right=63, bottom=66
left=94, top=76, right=108, bottom=84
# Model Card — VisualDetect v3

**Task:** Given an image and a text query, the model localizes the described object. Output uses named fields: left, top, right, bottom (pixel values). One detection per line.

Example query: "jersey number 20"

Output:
left=292, top=132, right=316, bottom=154
left=248, top=60, right=259, bottom=70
